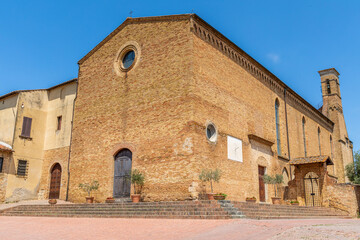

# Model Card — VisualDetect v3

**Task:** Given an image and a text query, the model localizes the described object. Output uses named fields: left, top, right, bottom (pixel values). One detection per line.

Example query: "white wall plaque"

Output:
left=227, top=135, right=243, bottom=162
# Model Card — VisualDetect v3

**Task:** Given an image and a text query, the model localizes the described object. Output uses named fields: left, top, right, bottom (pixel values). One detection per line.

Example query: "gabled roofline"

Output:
left=0, top=78, right=77, bottom=100
left=77, top=14, right=193, bottom=65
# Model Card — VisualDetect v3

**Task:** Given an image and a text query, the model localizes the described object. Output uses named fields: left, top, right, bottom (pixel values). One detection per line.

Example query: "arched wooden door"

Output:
left=49, top=163, right=62, bottom=199
left=114, top=149, right=132, bottom=198
left=304, top=172, right=321, bottom=207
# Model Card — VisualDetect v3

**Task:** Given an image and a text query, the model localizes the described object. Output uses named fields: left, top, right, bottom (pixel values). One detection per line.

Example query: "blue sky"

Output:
left=1, top=0, right=359, bottom=151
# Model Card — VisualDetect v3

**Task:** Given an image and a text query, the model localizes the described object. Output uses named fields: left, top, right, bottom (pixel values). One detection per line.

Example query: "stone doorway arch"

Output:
left=49, top=163, right=62, bottom=199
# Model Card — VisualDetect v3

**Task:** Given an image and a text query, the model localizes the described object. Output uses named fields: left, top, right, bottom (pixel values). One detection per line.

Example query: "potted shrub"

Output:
left=79, top=180, right=99, bottom=203
left=246, top=197, right=256, bottom=203
left=130, top=169, right=145, bottom=203
left=105, top=197, right=115, bottom=203
left=214, top=193, right=227, bottom=200
left=199, top=168, right=221, bottom=200
left=290, top=200, right=299, bottom=206
left=263, top=174, right=283, bottom=205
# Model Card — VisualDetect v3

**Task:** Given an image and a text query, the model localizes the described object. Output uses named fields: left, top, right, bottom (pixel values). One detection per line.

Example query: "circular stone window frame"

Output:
left=205, top=121, right=218, bottom=143
left=114, top=41, right=141, bottom=76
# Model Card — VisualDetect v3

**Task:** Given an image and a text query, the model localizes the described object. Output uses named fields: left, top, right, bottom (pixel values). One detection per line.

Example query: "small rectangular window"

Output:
left=0, top=157, right=3, bottom=172
left=21, top=117, right=32, bottom=138
left=17, top=160, right=27, bottom=176
left=57, top=116, right=62, bottom=131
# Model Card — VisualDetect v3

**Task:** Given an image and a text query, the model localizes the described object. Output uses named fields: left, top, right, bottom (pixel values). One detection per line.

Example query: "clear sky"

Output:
left=1, top=0, right=359, bottom=151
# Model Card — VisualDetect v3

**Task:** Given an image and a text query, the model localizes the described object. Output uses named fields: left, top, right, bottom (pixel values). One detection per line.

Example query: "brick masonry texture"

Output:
left=0, top=14, right=354, bottom=208
left=69, top=19, right=195, bottom=202
left=68, top=14, right=354, bottom=204
left=38, top=147, right=70, bottom=200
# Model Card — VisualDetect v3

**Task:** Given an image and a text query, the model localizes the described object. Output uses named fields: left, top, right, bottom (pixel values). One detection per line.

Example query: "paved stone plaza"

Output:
left=0, top=217, right=358, bottom=240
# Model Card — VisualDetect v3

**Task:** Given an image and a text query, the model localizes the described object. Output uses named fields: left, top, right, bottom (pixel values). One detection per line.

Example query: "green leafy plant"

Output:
left=345, top=150, right=360, bottom=184
left=290, top=200, right=299, bottom=204
left=78, top=181, right=99, bottom=197
left=263, top=174, right=283, bottom=198
left=131, top=169, right=145, bottom=194
left=199, top=168, right=221, bottom=193
left=214, top=193, right=227, bottom=198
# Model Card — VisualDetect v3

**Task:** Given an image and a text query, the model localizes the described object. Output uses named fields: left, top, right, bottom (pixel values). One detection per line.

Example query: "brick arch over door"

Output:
left=49, top=163, right=62, bottom=199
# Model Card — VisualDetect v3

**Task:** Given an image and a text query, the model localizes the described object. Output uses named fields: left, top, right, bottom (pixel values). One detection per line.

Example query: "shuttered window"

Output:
left=0, top=157, right=3, bottom=172
left=21, top=117, right=32, bottom=138
left=17, top=160, right=27, bottom=176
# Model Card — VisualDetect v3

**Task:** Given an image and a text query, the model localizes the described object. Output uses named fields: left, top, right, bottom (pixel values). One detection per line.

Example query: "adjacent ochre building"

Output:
left=0, top=80, right=77, bottom=202
left=0, top=14, right=355, bottom=207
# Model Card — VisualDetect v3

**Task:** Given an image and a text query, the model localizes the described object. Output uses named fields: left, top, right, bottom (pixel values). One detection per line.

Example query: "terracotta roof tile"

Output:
left=0, top=144, right=13, bottom=152
left=289, top=155, right=333, bottom=165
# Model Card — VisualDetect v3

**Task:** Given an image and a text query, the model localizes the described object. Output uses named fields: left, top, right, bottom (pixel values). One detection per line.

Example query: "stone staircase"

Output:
left=0, top=200, right=350, bottom=219
left=231, top=201, right=350, bottom=219
left=218, top=200, right=245, bottom=219
left=0, top=201, right=231, bottom=219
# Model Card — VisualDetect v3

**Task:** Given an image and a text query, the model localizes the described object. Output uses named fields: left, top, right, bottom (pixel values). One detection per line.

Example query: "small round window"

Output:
left=122, top=50, right=135, bottom=69
left=206, top=123, right=217, bottom=142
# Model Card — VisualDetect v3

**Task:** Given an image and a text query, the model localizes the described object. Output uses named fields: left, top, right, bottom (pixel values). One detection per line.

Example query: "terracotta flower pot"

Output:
left=291, top=202, right=299, bottom=206
left=131, top=194, right=141, bottom=203
left=86, top=196, right=94, bottom=204
left=207, top=193, right=215, bottom=200
left=105, top=198, right=115, bottom=203
left=271, top=197, right=281, bottom=205
left=213, top=195, right=226, bottom=200
left=48, top=199, right=57, bottom=205
left=246, top=199, right=256, bottom=203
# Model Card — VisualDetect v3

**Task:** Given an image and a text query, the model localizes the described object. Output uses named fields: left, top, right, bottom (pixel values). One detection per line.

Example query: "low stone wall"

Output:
left=322, top=174, right=360, bottom=217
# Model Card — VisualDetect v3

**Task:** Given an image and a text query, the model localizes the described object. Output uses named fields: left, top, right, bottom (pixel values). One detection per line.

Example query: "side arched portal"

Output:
left=49, top=163, right=62, bottom=199
left=114, top=149, right=132, bottom=198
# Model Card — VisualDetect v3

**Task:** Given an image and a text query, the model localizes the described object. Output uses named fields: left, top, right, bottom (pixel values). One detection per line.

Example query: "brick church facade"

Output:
left=0, top=14, right=355, bottom=209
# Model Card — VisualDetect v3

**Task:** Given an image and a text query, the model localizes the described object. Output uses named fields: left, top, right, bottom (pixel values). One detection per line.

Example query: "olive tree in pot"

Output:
left=199, top=169, right=221, bottom=200
left=79, top=181, right=99, bottom=203
left=130, top=169, right=145, bottom=203
left=263, top=174, right=283, bottom=205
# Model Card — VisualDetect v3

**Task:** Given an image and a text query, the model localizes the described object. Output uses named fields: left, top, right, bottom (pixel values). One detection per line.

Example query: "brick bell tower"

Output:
left=318, top=68, right=354, bottom=183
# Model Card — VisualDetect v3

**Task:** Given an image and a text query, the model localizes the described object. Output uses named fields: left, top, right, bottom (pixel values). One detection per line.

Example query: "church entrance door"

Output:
left=258, top=166, right=266, bottom=202
left=304, top=172, right=320, bottom=207
left=114, top=149, right=132, bottom=198
left=49, top=163, right=61, bottom=199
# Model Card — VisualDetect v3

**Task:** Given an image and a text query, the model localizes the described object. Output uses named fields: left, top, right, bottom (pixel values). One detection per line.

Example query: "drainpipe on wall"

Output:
left=65, top=80, right=78, bottom=201
left=11, top=94, right=20, bottom=149
left=284, top=88, right=292, bottom=180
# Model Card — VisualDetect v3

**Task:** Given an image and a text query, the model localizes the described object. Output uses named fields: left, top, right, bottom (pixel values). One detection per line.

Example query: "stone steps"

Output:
left=228, top=201, right=349, bottom=219
left=0, top=200, right=351, bottom=219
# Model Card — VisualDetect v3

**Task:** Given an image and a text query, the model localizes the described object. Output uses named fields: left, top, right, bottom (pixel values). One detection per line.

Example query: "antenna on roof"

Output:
left=129, top=10, right=133, bottom=18
left=191, top=9, right=194, bottom=14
